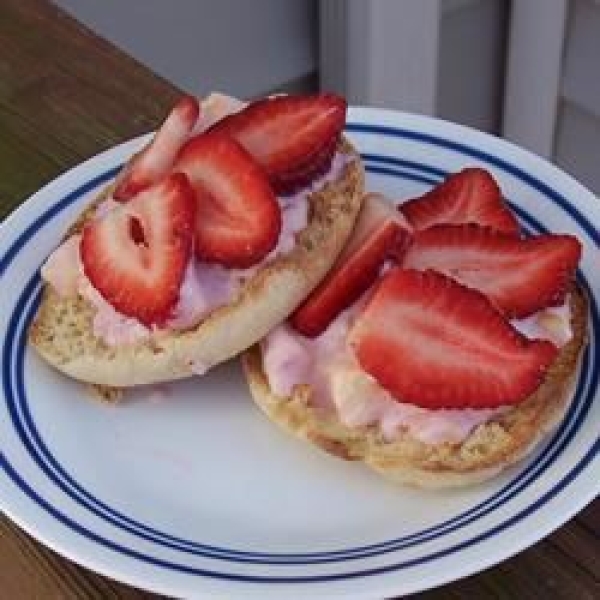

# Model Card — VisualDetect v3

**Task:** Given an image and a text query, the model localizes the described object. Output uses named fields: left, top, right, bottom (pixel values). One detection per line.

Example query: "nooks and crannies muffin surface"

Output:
left=41, top=151, right=351, bottom=346
left=244, top=286, right=587, bottom=488
left=243, top=167, right=587, bottom=488
left=261, top=293, right=574, bottom=446
left=29, top=93, right=366, bottom=387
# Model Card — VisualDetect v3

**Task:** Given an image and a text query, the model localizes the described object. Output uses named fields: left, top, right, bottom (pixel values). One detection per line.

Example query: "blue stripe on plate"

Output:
left=6, top=211, right=594, bottom=565
left=4, top=160, right=597, bottom=564
left=348, top=123, right=600, bottom=245
left=1, top=125, right=598, bottom=580
left=0, top=168, right=119, bottom=277
left=364, top=166, right=439, bottom=187
left=362, top=153, right=447, bottom=178
left=2, top=392, right=597, bottom=583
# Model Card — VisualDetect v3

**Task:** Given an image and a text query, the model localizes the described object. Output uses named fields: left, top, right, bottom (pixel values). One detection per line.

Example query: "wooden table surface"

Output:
left=0, top=1, right=598, bottom=598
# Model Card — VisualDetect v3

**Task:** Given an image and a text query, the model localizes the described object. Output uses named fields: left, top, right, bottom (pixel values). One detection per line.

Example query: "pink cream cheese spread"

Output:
left=261, top=295, right=573, bottom=446
left=40, top=93, right=353, bottom=346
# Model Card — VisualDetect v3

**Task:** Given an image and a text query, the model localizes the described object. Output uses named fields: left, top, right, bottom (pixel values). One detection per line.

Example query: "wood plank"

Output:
left=577, top=498, right=600, bottom=536
left=0, top=519, right=158, bottom=599
left=0, top=0, right=180, bottom=219
left=408, top=517, right=600, bottom=599
left=480, top=537, right=599, bottom=599
left=549, top=515, right=600, bottom=580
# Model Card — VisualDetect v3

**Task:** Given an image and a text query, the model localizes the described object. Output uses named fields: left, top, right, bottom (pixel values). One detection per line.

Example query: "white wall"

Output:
left=437, top=0, right=507, bottom=132
left=320, top=0, right=507, bottom=133
left=57, top=0, right=506, bottom=131
left=54, top=0, right=600, bottom=195
left=554, top=0, right=600, bottom=194
left=53, top=0, right=317, bottom=98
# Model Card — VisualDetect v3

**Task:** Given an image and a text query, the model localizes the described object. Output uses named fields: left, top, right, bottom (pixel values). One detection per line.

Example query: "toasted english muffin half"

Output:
left=242, top=286, right=588, bottom=488
left=29, top=137, right=364, bottom=388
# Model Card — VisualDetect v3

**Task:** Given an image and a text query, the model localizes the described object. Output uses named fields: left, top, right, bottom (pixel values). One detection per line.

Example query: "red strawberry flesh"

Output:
left=399, top=168, right=520, bottom=234
left=350, top=269, right=558, bottom=410
left=402, top=224, right=581, bottom=318
left=174, top=132, right=281, bottom=268
left=290, top=194, right=410, bottom=337
left=208, top=93, right=347, bottom=194
left=114, top=95, right=200, bottom=201
left=81, top=173, right=196, bottom=326
left=272, top=134, right=339, bottom=194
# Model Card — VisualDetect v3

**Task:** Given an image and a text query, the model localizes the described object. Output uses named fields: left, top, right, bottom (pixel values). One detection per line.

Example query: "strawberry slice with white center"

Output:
left=114, top=95, right=200, bottom=201
left=174, top=132, right=281, bottom=268
left=350, top=269, right=558, bottom=410
left=399, top=168, right=520, bottom=234
left=208, top=93, right=347, bottom=194
left=402, top=224, right=582, bottom=318
left=290, top=194, right=411, bottom=337
left=81, top=173, right=196, bottom=326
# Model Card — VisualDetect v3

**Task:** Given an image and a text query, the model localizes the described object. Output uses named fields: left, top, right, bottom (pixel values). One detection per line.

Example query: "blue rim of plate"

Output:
left=1, top=121, right=598, bottom=583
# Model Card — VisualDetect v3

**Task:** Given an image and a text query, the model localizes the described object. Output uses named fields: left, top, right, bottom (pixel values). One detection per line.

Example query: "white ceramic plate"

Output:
left=1, top=107, right=598, bottom=599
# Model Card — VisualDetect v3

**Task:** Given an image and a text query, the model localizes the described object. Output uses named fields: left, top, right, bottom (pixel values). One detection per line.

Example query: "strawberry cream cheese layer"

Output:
left=261, top=296, right=573, bottom=445
left=41, top=93, right=354, bottom=346
left=263, top=170, right=581, bottom=446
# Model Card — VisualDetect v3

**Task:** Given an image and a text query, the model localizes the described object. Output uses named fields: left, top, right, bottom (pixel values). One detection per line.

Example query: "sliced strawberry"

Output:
left=399, top=168, right=520, bottom=234
left=360, top=192, right=413, bottom=239
left=402, top=224, right=581, bottom=318
left=174, top=132, right=281, bottom=268
left=346, top=193, right=412, bottom=255
left=354, top=192, right=414, bottom=263
left=81, top=173, right=196, bottom=326
left=273, top=134, right=339, bottom=193
left=349, top=269, right=558, bottom=410
left=114, top=95, right=200, bottom=201
left=208, top=93, right=347, bottom=194
left=290, top=194, right=410, bottom=337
